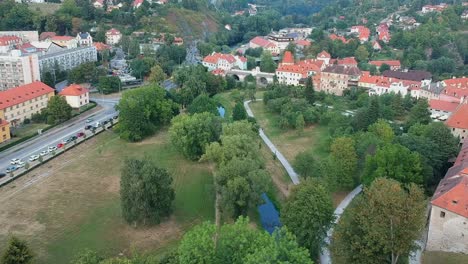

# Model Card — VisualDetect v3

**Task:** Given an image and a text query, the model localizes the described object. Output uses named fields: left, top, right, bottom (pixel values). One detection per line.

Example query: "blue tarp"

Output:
left=217, top=106, right=225, bottom=118
left=258, top=193, right=281, bottom=234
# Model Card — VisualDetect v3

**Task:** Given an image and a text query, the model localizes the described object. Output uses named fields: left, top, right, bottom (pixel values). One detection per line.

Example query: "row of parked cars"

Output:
left=2, top=115, right=119, bottom=178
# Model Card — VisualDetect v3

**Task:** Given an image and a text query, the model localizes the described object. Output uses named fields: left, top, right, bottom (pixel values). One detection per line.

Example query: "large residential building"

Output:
left=441, top=77, right=468, bottom=101
left=106, top=28, right=122, bottom=45
left=0, top=35, right=23, bottom=53
left=426, top=139, right=468, bottom=253
left=446, top=103, right=468, bottom=142
left=0, top=31, right=39, bottom=42
left=422, top=3, right=448, bottom=14
left=369, top=60, right=401, bottom=71
left=0, top=117, right=10, bottom=144
left=320, top=65, right=361, bottom=96
left=38, top=46, right=97, bottom=72
left=382, top=70, right=432, bottom=87
left=59, top=84, right=90, bottom=108
left=0, top=81, right=55, bottom=127
left=202, top=52, right=247, bottom=71
left=276, top=51, right=323, bottom=87
left=0, top=51, right=41, bottom=91
left=249, top=36, right=280, bottom=55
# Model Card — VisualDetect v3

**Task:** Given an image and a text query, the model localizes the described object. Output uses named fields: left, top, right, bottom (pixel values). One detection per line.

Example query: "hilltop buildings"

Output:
left=105, top=28, right=122, bottom=45
left=202, top=52, right=247, bottom=71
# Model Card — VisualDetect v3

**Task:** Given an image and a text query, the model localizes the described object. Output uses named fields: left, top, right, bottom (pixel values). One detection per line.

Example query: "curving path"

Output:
left=244, top=99, right=363, bottom=264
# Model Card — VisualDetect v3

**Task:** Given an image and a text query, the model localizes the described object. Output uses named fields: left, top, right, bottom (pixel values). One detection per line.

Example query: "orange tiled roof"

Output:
left=429, top=99, right=460, bottom=113
left=295, top=39, right=311, bottom=47
left=51, top=36, right=75, bottom=41
left=446, top=104, right=468, bottom=129
left=0, top=82, right=54, bottom=110
left=59, top=84, right=89, bottom=96
left=432, top=174, right=468, bottom=218
left=337, top=57, right=358, bottom=66
left=0, top=35, right=22, bottom=46
left=250, top=36, right=272, bottom=47
left=329, top=34, right=348, bottom=43
left=370, top=60, right=401, bottom=67
left=93, top=42, right=110, bottom=51
left=39, top=32, right=56, bottom=41
left=443, top=77, right=468, bottom=90
left=317, top=50, right=331, bottom=58
left=203, top=53, right=237, bottom=64
left=351, top=25, right=370, bottom=41
left=106, top=28, right=121, bottom=35
left=282, top=51, right=294, bottom=64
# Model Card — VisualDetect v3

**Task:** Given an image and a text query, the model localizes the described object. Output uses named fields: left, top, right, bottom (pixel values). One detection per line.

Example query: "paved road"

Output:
left=244, top=99, right=364, bottom=264
left=0, top=96, right=119, bottom=181
left=244, top=99, right=300, bottom=185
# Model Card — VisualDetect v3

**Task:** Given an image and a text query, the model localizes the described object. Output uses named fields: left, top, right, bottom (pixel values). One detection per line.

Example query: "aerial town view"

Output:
left=0, top=0, right=467, bottom=263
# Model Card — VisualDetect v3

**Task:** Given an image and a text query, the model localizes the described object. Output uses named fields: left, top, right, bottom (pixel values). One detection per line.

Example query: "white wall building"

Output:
left=105, top=28, right=122, bottom=45
left=38, top=46, right=97, bottom=72
left=202, top=52, right=247, bottom=71
left=59, top=84, right=90, bottom=108
left=0, top=51, right=40, bottom=91
left=76, top=32, right=93, bottom=47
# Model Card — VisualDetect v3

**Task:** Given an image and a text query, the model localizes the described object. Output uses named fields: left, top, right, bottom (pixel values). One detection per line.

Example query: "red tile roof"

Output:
left=203, top=52, right=237, bottom=64
left=250, top=36, right=272, bottom=48
left=133, top=0, right=143, bottom=7
left=59, top=84, right=89, bottom=97
left=106, top=28, right=121, bottom=36
left=211, top=68, right=225, bottom=76
left=282, top=51, right=294, bottom=64
left=370, top=60, right=401, bottom=68
left=39, top=32, right=56, bottom=41
left=317, top=50, right=331, bottom=58
left=295, top=39, right=311, bottom=47
left=0, top=82, right=54, bottom=110
left=429, top=99, right=460, bottom=113
left=51, top=36, right=75, bottom=41
left=93, top=42, right=110, bottom=51
left=446, top=104, right=468, bottom=129
left=337, top=57, right=358, bottom=66
left=329, top=34, right=348, bottom=43
left=443, top=77, right=468, bottom=99
left=351, top=25, right=370, bottom=41
left=0, top=35, right=22, bottom=46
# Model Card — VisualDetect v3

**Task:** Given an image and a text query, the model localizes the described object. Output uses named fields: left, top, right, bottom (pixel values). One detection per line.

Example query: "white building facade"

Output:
left=0, top=51, right=40, bottom=91
left=38, top=46, right=97, bottom=72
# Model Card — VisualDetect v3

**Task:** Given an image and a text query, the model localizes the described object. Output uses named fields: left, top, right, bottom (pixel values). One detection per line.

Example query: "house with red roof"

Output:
left=376, top=23, right=391, bottom=43
left=276, top=51, right=322, bottom=87
left=370, top=60, right=401, bottom=71
left=249, top=36, right=280, bottom=55
left=446, top=103, right=468, bottom=142
left=317, top=50, right=331, bottom=65
left=422, top=3, right=449, bottom=14
left=429, top=99, right=460, bottom=118
left=372, top=41, right=382, bottom=51
left=93, top=42, right=110, bottom=52
left=39, top=32, right=56, bottom=41
left=0, top=35, right=22, bottom=53
left=350, top=25, right=370, bottom=43
left=202, top=52, right=247, bottom=71
left=334, top=57, right=358, bottom=67
left=442, top=77, right=468, bottom=101
left=294, top=39, right=311, bottom=49
left=329, top=34, right=348, bottom=44
left=427, top=139, right=468, bottom=253
left=59, top=84, right=90, bottom=108
left=133, top=0, right=144, bottom=8
left=105, top=28, right=122, bottom=45
left=0, top=82, right=55, bottom=127
left=320, top=65, right=361, bottom=95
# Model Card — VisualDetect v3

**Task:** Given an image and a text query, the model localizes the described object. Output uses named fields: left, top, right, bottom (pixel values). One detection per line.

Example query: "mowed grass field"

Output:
left=422, top=251, right=468, bottom=264
left=0, top=130, right=214, bottom=264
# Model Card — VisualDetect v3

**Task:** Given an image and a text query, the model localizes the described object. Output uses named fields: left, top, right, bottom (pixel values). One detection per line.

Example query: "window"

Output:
left=440, top=211, right=446, bottom=218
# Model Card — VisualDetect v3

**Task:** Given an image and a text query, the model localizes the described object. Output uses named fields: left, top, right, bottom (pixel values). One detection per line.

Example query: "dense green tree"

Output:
left=116, top=85, right=178, bottom=141
left=391, top=93, right=405, bottom=118
left=130, top=57, right=156, bottom=79
left=169, top=113, right=222, bottom=160
left=368, top=119, right=395, bottom=144
left=295, top=114, right=305, bottom=133
left=354, top=45, right=369, bottom=62
left=148, top=64, right=166, bottom=84
left=293, top=151, right=320, bottom=178
left=362, top=144, right=423, bottom=186
left=304, top=77, right=316, bottom=104
left=120, top=158, right=175, bottom=226
left=260, top=51, right=277, bottom=73
left=187, top=94, right=219, bottom=115
left=97, top=76, right=121, bottom=94
left=332, top=178, right=426, bottom=264
left=379, top=63, right=391, bottom=73
left=46, top=96, right=73, bottom=124
left=281, top=179, right=335, bottom=258
left=407, top=99, right=431, bottom=127
left=68, top=62, right=105, bottom=84
left=232, top=102, right=248, bottom=121
left=71, top=249, right=103, bottom=264
left=178, top=217, right=313, bottom=264
left=329, top=137, right=358, bottom=189
left=1, top=236, right=33, bottom=264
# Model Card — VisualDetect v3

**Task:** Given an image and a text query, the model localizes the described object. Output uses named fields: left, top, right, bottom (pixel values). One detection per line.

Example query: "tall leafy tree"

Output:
left=232, top=102, right=248, bottom=121
left=362, top=143, right=423, bottom=185
left=178, top=217, right=312, bottom=264
left=1, top=236, right=33, bottom=264
left=169, top=113, right=222, bottom=160
left=116, top=85, right=179, bottom=141
left=97, top=76, right=121, bottom=94
left=46, top=96, right=72, bottom=124
left=281, top=179, right=335, bottom=258
left=304, top=77, right=316, bottom=104
left=332, top=178, right=426, bottom=264
left=407, top=99, right=431, bottom=127
left=148, top=64, right=166, bottom=84
left=260, top=51, right=277, bottom=73
left=120, top=158, right=175, bottom=226
left=354, top=45, right=369, bottom=62
left=187, top=94, right=219, bottom=115
left=368, top=119, right=395, bottom=144
left=329, top=137, right=358, bottom=189
left=293, top=151, right=320, bottom=178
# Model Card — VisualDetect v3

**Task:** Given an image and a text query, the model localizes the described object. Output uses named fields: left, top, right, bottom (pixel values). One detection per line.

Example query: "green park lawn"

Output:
left=0, top=130, right=214, bottom=263
left=422, top=251, right=468, bottom=264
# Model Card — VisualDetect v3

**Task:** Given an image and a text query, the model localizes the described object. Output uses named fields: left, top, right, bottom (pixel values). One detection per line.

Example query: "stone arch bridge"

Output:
left=226, top=67, right=275, bottom=86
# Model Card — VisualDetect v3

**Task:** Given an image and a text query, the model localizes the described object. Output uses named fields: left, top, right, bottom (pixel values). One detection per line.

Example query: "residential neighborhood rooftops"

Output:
left=106, top=28, right=121, bottom=35
left=0, top=82, right=54, bottom=110
left=282, top=51, right=294, bottom=65
left=382, top=70, right=432, bottom=82
left=429, top=99, right=460, bottom=113
left=370, top=60, right=401, bottom=68
left=317, top=50, right=331, bottom=58
left=59, top=84, right=89, bottom=97
left=51, top=36, right=75, bottom=41
left=39, top=31, right=56, bottom=41
left=446, top=104, right=468, bottom=129
left=323, top=65, right=361, bottom=75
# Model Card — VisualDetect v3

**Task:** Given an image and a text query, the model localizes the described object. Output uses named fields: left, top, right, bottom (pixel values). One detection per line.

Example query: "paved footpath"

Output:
left=244, top=99, right=363, bottom=264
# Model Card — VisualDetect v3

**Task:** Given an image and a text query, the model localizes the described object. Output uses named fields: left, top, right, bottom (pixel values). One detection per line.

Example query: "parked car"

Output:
left=10, top=158, right=21, bottom=165
left=0, top=172, right=6, bottom=178
left=48, top=146, right=57, bottom=152
left=40, top=150, right=49, bottom=156
left=5, top=166, right=17, bottom=173
left=84, top=125, right=92, bottom=130
left=103, top=120, right=109, bottom=125
left=70, top=135, right=78, bottom=141
left=113, top=115, right=119, bottom=119
left=77, top=132, right=85, bottom=137
left=17, top=161, right=25, bottom=168
left=57, top=143, right=64, bottom=148
left=94, top=121, right=101, bottom=128
left=85, top=118, right=93, bottom=123
left=28, top=155, right=39, bottom=162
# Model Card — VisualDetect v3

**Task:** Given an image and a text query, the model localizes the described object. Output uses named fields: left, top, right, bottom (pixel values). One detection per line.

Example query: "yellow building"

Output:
left=0, top=82, right=55, bottom=143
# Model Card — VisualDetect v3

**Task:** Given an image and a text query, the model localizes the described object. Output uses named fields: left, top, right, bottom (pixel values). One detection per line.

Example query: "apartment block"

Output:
left=0, top=51, right=41, bottom=91
left=38, top=46, right=97, bottom=72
